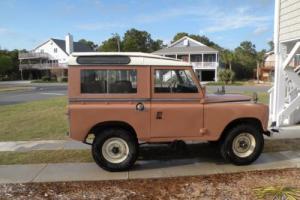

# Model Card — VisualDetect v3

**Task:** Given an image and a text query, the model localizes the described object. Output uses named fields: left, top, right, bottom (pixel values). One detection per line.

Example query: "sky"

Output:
left=0, top=0, right=274, bottom=51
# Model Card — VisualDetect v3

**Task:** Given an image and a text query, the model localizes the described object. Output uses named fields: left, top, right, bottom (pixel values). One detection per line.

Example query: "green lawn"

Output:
left=0, top=150, right=92, bottom=165
left=0, top=96, right=68, bottom=141
left=0, top=92, right=269, bottom=142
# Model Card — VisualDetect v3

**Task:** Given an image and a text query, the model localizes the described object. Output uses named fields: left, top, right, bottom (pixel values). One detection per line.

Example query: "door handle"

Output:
left=136, top=102, right=145, bottom=111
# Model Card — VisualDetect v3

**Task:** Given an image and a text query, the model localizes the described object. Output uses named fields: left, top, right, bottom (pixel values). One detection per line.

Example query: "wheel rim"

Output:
left=102, top=137, right=129, bottom=164
left=232, top=133, right=256, bottom=158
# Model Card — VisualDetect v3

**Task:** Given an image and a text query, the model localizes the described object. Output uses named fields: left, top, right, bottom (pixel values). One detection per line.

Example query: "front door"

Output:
left=150, top=67, right=204, bottom=140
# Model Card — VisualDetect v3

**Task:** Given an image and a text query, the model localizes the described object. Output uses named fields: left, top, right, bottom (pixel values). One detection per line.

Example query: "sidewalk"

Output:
left=0, top=150, right=300, bottom=184
left=1, top=127, right=300, bottom=152
left=0, top=140, right=89, bottom=152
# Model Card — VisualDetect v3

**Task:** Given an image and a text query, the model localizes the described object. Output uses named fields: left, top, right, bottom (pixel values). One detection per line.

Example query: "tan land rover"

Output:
left=68, top=52, right=269, bottom=172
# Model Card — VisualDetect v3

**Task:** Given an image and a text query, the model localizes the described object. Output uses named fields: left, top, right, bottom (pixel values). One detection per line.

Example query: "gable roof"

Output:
left=51, top=39, right=93, bottom=54
left=153, top=36, right=218, bottom=55
left=169, top=36, right=206, bottom=47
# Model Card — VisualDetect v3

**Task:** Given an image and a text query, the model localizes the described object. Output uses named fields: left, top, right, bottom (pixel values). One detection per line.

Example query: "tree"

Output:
left=78, top=39, right=98, bottom=50
left=218, top=69, right=235, bottom=84
left=221, top=50, right=235, bottom=70
left=267, top=41, right=274, bottom=52
left=172, top=32, right=189, bottom=42
left=256, top=50, right=266, bottom=82
left=98, top=34, right=121, bottom=52
left=122, top=28, right=162, bottom=52
left=233, top=41, right=257, bottom=80
left=0, top=55, right=13, bottom=76
left=172, top=32, right=223, bottom=51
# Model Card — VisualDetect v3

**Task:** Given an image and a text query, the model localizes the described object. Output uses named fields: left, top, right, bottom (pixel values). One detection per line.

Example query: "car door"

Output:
left=150, top=66, right=204, bottom=140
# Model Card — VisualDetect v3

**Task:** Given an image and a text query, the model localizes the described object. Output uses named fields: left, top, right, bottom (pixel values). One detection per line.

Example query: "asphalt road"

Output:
left=0, top=82, right=67, bottom=105
left=0, top=81, right=271, bottom=105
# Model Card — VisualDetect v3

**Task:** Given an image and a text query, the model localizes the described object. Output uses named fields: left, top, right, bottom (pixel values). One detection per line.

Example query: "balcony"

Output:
left=18, top=52, right=51, bottom=60
left=19, top=63, right=68, bottom=70
left=191, top=62, right=218, bottom=69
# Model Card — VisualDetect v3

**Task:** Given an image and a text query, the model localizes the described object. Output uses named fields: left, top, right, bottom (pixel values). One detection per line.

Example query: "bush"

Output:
left=41, top=76, right=51, bottom=81
left=218, top=69, right=235, bottom=84
left=57, top=76, right=68, bottom=82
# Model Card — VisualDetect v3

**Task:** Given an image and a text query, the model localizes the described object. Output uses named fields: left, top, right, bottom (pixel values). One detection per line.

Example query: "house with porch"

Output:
left=153, top=36, right=219, bottom=82
left=18, top=33, right=92, bottom=80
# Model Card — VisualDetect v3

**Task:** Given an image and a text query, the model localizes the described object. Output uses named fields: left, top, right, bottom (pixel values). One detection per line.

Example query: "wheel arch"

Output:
left=218, top=117, right=264, bottom=142
left=85, top=121, right=138, bottom=144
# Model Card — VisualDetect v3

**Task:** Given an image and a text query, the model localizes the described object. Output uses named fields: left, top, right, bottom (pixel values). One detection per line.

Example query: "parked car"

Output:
left=67, top=52, right=269, bottom=172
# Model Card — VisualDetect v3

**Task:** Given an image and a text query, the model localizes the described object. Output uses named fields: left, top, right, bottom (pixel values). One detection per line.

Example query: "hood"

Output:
left=204, top=93, right=252, bottom=103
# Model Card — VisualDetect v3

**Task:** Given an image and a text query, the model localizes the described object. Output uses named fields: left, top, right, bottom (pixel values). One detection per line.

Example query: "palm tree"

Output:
left=256, top=50, right=266, bottom=83
left=221, top=50, right=235, bottom=70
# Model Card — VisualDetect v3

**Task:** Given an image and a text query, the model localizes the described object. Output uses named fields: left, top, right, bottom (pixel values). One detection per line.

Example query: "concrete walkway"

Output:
left=1, top=125, right=300, bottom=152
left=0, top=140, right=89, bottom=152
left=0, top=150, right=300, bottom=184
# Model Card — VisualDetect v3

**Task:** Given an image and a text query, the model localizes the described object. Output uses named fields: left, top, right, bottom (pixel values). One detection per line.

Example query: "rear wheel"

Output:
left=220, top=124, right=264, bottom=165
left=92, top=128, right=138, bottom=172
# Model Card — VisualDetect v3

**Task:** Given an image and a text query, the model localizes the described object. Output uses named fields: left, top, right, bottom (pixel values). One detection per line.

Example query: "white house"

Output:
left=18, top=33, right=92, bottom=79
left=153, top=36, right=219, bottom=82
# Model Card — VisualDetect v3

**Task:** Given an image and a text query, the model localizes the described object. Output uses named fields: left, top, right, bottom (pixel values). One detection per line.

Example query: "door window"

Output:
left=154, top=69, right=198, bottom=93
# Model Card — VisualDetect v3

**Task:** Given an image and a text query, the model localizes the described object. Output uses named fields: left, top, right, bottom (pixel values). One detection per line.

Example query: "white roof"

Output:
left=68, top=52, right=192, bottom=66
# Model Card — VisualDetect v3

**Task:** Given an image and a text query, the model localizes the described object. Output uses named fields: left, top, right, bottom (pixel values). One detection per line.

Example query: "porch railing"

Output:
left=19, top=63, right=68, bottom=70
left=192, top=62, right=218, bottom=69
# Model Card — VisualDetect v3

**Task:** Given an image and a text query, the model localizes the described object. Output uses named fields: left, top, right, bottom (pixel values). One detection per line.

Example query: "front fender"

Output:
left=203, top=102, right=269, bottom=140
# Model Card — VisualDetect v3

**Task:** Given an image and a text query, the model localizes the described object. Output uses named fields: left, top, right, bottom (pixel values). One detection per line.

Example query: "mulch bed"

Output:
left=1, top=168, right=300, bottom=199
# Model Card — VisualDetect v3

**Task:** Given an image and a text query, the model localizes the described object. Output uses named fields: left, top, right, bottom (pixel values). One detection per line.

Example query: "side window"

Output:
left=81, top=69, right=137, bottom=94
left=154, top=69, right=198, bottom=93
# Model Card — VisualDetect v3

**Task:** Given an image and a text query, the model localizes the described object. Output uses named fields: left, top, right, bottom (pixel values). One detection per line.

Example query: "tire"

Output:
left=220, top=123, right=264, bottom=165
left=92, top=128, right=138, bottom=172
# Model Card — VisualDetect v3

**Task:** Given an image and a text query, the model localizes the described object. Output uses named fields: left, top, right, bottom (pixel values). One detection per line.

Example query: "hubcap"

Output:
left=232, top=133, right=256, bottom=158
left=102, top=137, right=129, bottom=164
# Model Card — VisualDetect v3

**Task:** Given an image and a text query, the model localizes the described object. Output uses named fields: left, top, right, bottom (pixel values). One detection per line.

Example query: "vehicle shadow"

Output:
left=134, top=142, right=225, bottom=170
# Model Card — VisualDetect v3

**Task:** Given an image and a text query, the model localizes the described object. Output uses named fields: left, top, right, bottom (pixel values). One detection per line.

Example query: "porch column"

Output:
left=188, top=54, right=191, bottom=63
left=201, top=53, right=204, bottom=68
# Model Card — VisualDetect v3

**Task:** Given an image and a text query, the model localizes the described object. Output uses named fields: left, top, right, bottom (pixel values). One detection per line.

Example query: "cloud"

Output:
left=135, top=4, right=272, bottom=34
left=0, top=28, right=9, bottom=34
left=253, top=26, right=269, bottom=35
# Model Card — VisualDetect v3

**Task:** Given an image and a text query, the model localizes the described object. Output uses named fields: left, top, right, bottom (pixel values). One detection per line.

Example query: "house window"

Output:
left=154, top=69, right=198, bottom=93
left=203, top=54, right=216, bottom=62
left=40, top=49, right=44, bottom=53
left=191, top=54, right=202, bottom=62
left=54, top=48, right=57, bottom=53
left=81, top=69, right=137, bottom=94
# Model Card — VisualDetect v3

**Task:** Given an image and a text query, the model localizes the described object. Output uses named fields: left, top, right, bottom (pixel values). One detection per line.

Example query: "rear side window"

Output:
left=81, top=69, right=137, bottom=94
left=154, top=69, right=198, bottom=93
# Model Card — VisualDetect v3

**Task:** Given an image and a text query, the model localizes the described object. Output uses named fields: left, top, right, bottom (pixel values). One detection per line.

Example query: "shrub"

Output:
left=218, top=69, right=235, bottom=84
left=57, top=76, right=68, bottom=82
left=41, top=76, right=51, bottom=81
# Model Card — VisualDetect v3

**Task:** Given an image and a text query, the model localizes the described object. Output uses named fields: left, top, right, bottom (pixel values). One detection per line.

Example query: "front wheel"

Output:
left=220, top=124, right=264, bottom=165
left=92, top=128, right=138, bottom=172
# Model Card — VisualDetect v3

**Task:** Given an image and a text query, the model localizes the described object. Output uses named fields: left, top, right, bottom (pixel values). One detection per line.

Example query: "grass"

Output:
left=206, top=81, right=245, bottom=86
left=0, top=86, right=32, bottom=93
left=0, top=90, right=269, bottom=142
left=0, top=96, right=68, bottom=141
left=0, top=150, right=92, bottom=165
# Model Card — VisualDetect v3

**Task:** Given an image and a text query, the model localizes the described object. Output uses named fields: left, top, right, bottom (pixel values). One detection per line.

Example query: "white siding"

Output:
left=34, top=40, right=69, bottom=64
left=279, top=0, right=300, bottom=42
